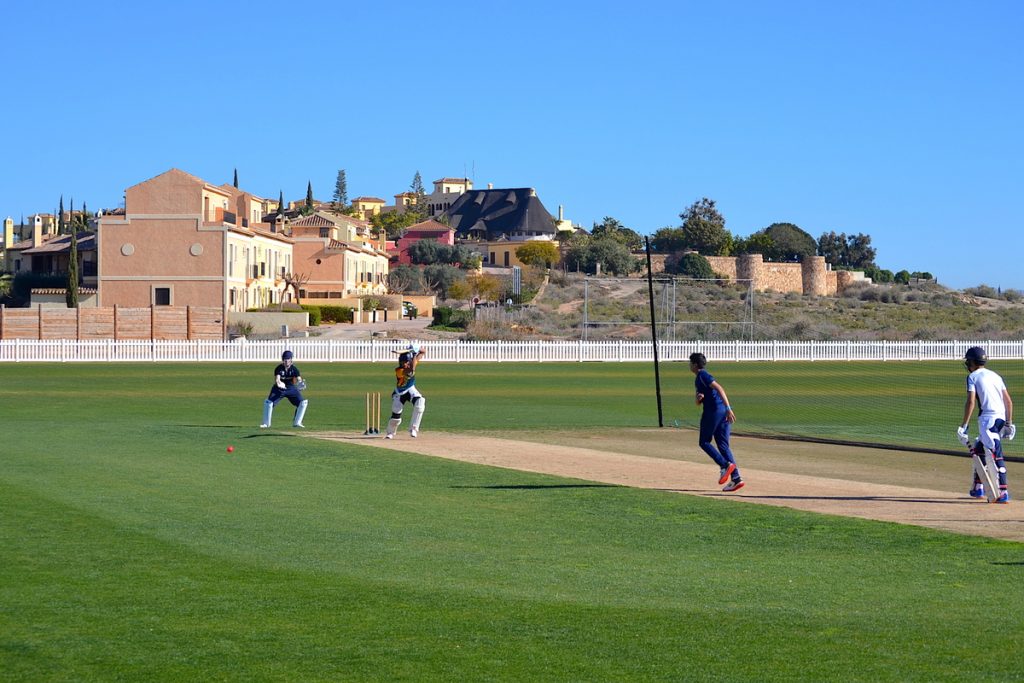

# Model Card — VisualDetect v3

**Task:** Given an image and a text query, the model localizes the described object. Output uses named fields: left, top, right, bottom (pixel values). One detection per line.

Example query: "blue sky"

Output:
left=3, top=0, right=1021, bottom=290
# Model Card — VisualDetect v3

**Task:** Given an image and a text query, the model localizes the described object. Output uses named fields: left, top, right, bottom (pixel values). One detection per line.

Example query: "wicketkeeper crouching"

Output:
left=261, top=349, right=308, bottom=429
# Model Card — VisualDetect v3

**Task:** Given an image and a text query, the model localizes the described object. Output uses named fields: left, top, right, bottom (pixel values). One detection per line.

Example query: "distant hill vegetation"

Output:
left=459, top=274, right=1024, bottom=342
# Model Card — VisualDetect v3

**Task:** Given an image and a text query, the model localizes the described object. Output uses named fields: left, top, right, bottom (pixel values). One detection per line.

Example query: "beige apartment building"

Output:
left=287, top=211, right=389, bottom=301
left=351, top=196, right=387, bottom=221
left=97, top=169, right=293, bottom=311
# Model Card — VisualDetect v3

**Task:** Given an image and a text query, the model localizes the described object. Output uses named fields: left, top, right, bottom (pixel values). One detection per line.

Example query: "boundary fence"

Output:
left=1, top=339, right=1022, bottom=363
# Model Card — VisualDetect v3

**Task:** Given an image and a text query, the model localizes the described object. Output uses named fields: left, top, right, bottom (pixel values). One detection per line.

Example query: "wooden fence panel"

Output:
left=152, top=307, right=188, bottom=340
left=115, top=308, right=153, bottom=340
left=40, top=309, right=78, bottom=339
left=1, top=309, right=41, bottom=339
left=188, top=306, right=225, bottom=340
left=79, top=308, right=115, bottom=339
left=0, top=305, right=229, bottom=340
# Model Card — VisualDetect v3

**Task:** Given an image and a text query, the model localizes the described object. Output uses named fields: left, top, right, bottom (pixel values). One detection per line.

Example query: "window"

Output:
left=154, top=287, right=171, bottom=306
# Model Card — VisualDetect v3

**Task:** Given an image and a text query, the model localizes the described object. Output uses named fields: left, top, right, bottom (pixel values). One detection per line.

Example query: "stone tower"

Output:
left=801, top=255, right=828, bottom=296
left=737, top=253, right=763, bottom=288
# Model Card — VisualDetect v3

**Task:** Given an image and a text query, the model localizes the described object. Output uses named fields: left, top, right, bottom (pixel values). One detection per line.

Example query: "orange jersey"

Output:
left=395, top=365, right=416, bottom=392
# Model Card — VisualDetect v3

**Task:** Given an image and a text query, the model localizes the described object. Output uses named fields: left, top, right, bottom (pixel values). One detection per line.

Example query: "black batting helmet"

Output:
left=964, top=346, right=987, bottom=366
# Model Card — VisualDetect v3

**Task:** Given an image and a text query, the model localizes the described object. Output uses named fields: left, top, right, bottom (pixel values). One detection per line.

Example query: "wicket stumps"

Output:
left=364, top=391, right=381, bottom=435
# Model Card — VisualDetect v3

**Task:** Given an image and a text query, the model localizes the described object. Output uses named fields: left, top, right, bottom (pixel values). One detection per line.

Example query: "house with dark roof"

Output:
left=445, top=188, right=557, bottom=241
left=21, top=231, right=97, bottom=282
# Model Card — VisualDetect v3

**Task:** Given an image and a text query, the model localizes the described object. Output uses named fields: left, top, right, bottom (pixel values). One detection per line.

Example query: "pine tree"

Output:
left=233, top=168, right=239, bottom=188
left=410, top=171, right=427, bottom=218
left=58, top=196, right=66, bottom=234
left=333, top=170, right=348, bottom=206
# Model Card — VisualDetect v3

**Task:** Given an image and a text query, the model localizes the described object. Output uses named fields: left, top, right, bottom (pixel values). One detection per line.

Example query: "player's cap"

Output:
left=282, top=350, right=294, bottom=361
left=964, top=346, right=987, bottom=365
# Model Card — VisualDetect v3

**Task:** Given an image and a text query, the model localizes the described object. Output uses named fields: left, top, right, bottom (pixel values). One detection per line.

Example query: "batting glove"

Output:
left=276, top=379, right=286, bottom=389
left=1001, top=423, right=1016, bottom=441
left=956, top=425, right=970, bottom=446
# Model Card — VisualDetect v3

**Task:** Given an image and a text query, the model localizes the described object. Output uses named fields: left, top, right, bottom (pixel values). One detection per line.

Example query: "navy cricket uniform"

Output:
left=267, top=362, right=304, bottom=407
left=695, top=368, right=740, bottom=477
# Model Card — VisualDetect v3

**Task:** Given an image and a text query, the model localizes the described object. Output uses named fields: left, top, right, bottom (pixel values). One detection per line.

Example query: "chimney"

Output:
left=33, top=215, right=43, bottom=245
left=487, top=183, right=493, bottom=189
left=3, top=217, right=13, bottom=249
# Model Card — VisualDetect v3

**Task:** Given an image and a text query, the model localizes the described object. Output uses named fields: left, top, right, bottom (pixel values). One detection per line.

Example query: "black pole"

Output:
left=645, top=236, right=664, bottom=427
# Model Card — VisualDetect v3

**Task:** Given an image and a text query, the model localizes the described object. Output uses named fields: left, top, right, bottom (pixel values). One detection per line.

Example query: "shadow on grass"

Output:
left=451, top=484, right=620, bottom=490
left=726, top=495, right=978, bottom=504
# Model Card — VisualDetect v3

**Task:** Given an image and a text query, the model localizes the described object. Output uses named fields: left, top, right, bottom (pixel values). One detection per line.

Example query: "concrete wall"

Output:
left=227, top=311, right=310, bottom=335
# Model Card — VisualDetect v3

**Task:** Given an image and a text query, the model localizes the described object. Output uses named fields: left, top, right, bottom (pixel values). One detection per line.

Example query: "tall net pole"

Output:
left=645, top=237, right=664, bottom=427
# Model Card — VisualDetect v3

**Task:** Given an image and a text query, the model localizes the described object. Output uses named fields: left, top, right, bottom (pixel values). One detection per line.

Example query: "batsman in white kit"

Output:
left=385, top=344, right=426, bottom=439
left=957, top=346, right=1015, bottom=503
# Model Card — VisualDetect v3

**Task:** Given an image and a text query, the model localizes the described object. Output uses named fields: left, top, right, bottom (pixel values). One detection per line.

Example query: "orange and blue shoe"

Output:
left=969, top=486, right=986, bottom=498
left=718, top=463, right=736, bottom=485
left=723, top=479, right=745, bottom=493
left=996, top=491, right=1011, bottom=504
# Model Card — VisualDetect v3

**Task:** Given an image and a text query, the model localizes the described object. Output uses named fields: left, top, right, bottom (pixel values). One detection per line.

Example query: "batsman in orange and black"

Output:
left=385, top=344, right=426, bottom=438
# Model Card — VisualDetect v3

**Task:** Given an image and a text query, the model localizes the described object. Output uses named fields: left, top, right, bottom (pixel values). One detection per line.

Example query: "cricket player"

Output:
left=689, top=352, right=744, bottom=492
left=260, top=349, right=308, bottom=429
left=958, top=346, right=1015, bottom=503
left=385, top=344, right=426, bottom=439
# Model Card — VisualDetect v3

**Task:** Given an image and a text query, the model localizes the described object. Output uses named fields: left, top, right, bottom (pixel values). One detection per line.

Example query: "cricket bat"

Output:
left=971, top=452, right=999, bottom=503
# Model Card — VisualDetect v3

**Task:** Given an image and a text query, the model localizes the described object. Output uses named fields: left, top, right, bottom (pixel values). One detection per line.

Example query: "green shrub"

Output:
left=318, top=305, right=353, bottom=323
left=300, top=305, right=322, bottom=326
left=431, top=306, right=471, bottom=330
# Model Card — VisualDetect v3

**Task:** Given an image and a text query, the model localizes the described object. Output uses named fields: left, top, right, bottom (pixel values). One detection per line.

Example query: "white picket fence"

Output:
left=1, top=338, right=1022, bottom=363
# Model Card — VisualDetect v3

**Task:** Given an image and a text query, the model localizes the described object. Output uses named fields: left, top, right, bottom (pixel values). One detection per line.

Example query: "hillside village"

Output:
left=0, top=169, right=575, bottom=320
left=1, top=168, right=1021, bottom=342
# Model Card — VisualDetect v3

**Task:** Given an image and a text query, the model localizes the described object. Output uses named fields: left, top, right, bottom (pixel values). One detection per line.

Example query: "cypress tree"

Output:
left=58, top=196, right=66, bottom=234
left=304, top=181, right=314, bottom=215
left=66, top=198, right=79, bottom=308
left=233, top=168, right=239, bottom=188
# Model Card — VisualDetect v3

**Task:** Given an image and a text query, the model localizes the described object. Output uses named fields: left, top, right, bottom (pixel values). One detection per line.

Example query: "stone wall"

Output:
left=650, top=252, right=864, bottom=296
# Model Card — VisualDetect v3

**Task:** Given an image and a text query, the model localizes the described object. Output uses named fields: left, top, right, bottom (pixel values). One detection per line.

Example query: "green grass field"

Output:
left=2, top=362, right=1022, bottom=681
